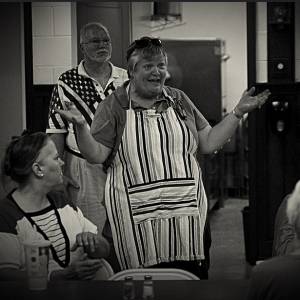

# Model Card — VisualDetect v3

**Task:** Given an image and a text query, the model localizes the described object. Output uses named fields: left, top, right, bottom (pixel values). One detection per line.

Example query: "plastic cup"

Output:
left=23, top=239, right=51, bottom=291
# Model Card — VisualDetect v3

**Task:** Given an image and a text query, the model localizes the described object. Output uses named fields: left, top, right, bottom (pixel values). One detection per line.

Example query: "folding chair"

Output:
left=109, top=268, right=199, bottom=280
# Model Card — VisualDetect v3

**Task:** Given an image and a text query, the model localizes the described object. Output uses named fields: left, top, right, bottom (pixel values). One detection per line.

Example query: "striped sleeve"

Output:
left=46, top=83, right=69, bottom=133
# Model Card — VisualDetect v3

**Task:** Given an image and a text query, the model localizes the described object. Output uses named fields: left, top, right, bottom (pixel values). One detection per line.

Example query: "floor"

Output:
left=208, top=198, right=252, bottom=280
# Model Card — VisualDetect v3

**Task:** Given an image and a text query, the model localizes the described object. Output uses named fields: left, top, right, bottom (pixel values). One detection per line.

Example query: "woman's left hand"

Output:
left=235, top=87, right=271, bottom=116
left=71, top=232, right=99, bottom=253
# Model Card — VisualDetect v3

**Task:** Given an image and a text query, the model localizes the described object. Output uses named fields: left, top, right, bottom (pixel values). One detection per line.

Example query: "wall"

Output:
left=256, top=2, right=300, bottom=82
left=256, top=3, right=267, bottom=83
left=27, top=2, right=300, bottom=100
left=0, top=3, right=24, bottom=198
left=131, top=2, right=247, bottom=112
left=32, top=2, right=75, bottom=84
left=30, top=2, right=300, bottom=106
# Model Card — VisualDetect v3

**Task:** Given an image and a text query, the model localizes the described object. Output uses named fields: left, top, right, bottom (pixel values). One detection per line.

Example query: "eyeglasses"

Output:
left=81, top=39, right=111, bottom=46
left=126, top=37, right=163, bottom=61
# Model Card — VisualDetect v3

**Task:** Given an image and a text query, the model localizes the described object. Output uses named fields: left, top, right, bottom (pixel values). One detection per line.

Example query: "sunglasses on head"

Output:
left=134, top=37, right=162, bottom=48
left=126, top=37, right=163, bottom=61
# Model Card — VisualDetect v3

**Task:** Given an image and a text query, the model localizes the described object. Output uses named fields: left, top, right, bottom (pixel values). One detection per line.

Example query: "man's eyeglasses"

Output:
left=126, top=37, right=163, bottom=61
left=82, top=39, right=111, bottom=46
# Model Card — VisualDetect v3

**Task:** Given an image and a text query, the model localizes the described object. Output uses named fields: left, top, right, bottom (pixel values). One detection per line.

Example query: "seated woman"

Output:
left=272, top=194, right=297, bottom=256
left=248, top=181, right=300, bottom=300
left=0, top=131, right=110, bottom=280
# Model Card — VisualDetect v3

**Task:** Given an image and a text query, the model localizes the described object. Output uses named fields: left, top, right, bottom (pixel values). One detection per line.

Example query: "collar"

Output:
left=78, top=60, right=120, bottom=79
left=125, top=83, right=174, bottom=110
left=162, top=87, right=175, bottom=105
left=115, top=82, right=178, bottom=110
left=125, top=83, right=173, bottom=102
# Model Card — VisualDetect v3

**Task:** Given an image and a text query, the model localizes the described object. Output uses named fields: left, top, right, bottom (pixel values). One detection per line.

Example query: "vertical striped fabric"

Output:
left=105, top=105, right=207, bottom=270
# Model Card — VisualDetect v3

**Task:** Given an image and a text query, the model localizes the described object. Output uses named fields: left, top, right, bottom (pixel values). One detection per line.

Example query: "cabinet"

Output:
left=163, top=39, right=227, bottom=124
left=162, top=39, right=227, bottom=209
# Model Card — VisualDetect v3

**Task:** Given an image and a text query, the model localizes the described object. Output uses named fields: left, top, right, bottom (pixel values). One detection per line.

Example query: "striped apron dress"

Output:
left=105, top=93, right=208, bottom=270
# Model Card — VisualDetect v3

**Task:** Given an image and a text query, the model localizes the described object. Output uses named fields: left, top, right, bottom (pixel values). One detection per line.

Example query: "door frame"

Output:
left=23, top=3, right=53, bottom=133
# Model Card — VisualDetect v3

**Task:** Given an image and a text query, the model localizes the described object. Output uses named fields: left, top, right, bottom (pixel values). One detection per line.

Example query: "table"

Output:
left=1, top=280, right=250, bottom=300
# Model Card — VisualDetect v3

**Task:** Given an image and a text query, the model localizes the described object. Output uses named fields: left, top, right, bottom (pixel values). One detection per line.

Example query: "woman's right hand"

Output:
left=234, top=87, right=271, bottom=116
left=65, top=253, right=103, bottom=280
left=55, top=102, right=86, bottom=126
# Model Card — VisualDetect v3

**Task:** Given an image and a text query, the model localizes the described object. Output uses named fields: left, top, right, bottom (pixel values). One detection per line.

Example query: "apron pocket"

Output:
left=128, top=178, right=198, bottom=224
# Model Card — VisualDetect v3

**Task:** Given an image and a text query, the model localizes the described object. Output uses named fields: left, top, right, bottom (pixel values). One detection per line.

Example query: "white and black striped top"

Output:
left=0, top=190, right=97, bottom=271
left=28, top=206, right=67, bottom=266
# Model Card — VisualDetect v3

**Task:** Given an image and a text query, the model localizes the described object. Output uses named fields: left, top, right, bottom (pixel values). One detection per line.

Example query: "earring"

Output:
left=39, top=173, right=44, bottom=178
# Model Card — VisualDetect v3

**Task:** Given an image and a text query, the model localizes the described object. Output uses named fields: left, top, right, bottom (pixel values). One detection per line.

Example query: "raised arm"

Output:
left=198, top=87, right=271, bottom=154
left=55, top=104, right=111, bottom=164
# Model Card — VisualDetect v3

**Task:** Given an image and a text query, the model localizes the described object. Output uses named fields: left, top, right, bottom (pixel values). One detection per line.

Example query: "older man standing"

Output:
left=46, top=22, right=128, bottom=236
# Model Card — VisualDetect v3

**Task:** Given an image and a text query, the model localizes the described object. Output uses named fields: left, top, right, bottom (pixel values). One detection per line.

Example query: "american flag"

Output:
left=47, top=67, right=116, bottom=130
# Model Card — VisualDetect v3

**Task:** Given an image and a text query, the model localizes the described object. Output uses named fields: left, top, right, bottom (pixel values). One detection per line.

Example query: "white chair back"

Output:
left=109, top=268, right=199, bottom=280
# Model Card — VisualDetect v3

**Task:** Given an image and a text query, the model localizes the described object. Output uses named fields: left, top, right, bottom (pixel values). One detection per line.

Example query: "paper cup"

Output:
left=23, top=240, right=51, bottom=291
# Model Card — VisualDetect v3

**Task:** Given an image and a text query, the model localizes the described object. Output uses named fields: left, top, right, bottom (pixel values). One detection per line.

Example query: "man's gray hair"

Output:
left=79, top=22, right=110, bottom=44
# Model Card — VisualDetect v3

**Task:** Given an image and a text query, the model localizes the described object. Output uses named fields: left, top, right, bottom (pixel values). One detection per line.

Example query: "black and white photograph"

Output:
left=0, top=1, right=300, bottom=299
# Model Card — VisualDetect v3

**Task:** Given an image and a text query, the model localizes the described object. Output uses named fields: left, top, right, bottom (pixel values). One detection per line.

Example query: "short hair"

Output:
left=126, top=37, right=167, bottom=78
left=286, top=180, right=300, bottom=238
left=79, top=22, right=110, bottom=44
left=2, top=131, right=49, bottom=185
